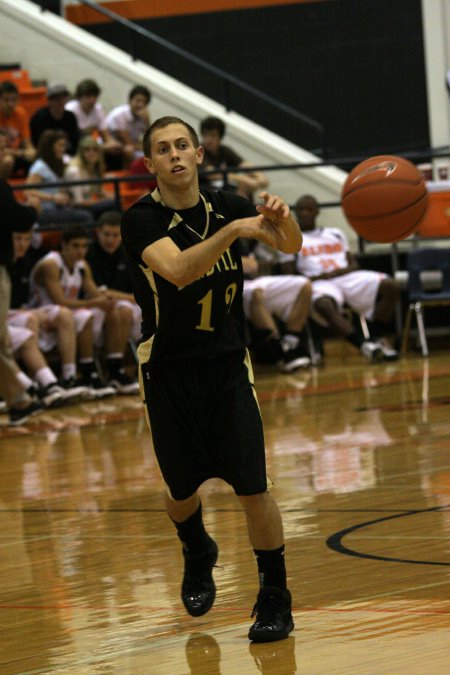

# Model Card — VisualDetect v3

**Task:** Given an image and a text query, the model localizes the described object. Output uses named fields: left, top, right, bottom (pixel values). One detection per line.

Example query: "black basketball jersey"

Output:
left=121, top=188, right=257, bottom=363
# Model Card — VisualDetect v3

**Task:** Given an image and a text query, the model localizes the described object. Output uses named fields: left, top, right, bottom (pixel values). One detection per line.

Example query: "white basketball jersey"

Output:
left=296, top=228, right=349, bottom=276
left=30, top=251, right=86, bottom=307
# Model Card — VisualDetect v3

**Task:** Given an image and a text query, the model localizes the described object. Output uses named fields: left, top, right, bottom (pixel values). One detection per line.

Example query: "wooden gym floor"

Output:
left=0, top=346, right=449, bottom=674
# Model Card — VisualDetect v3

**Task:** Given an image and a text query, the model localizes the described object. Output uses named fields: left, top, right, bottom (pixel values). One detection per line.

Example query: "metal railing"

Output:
left=10, top=142, right=450, bottom=224
left=36, top=0, right=327, bottom=156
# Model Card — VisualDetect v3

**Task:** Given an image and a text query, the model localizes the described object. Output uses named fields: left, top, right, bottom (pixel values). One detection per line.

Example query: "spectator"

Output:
left=8, top=226, right=88, bottom=402
left=0, top=129, right=14, bottom=179
left=0, top=81, right=36, bottom=177
left=0, top=178, right=43, bottom=425
left=30, top=224, right=139, bottom=395
left=105, top=85, right=151, bottom=167
left=240, top=248, right=312, bottom=371
left=65, top=136, right=116, bottom=218
left=86, top=210, right=142, bottom=345
left=26, top=129, right=91, bottom=228
left=199, top=116, right=268, bottom=201
left=30, top=82, right=80, bottom=155
left=279, top=194, right=400, bottom=362
left=65, top=78, right=123, bottom=163
left=8, top=324, right=83, bottom=407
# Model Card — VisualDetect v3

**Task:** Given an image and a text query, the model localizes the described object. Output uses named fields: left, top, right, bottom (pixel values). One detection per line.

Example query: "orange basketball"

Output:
left=341, top=155, right=428, bottom=243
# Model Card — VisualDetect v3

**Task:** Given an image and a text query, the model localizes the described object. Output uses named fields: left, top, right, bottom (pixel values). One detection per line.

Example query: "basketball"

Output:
left=341, top=154, right=428, bottom=243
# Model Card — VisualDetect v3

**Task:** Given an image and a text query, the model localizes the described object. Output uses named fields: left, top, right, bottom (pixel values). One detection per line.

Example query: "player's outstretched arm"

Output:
left=141, top=214, right=280, bottom=287
left=256, top=191, right=302, bottom=254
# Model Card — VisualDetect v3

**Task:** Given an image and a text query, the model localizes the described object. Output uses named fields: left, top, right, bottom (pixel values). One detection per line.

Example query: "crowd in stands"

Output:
left=0, top=72, right=400, bottom=424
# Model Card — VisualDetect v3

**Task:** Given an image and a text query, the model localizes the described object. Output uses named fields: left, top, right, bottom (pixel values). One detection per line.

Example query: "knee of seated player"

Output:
left=314, top=295, right=338, bottom=316
left=250, top=288, right=266, bottom=307
left=298, top=279, right=312, bottom=301
left=24, top=312, right=39, bottom=335
left=54, top=306, right=75, bottom=329
left=117, top=304, right=134, bottom=325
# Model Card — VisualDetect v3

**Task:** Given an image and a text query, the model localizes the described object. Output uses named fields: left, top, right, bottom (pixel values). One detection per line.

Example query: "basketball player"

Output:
left=279, top=195, right=400, bottom=361
left=30, top=225, right=136, bottom=397
left=121, top=116, right=301, bottom=642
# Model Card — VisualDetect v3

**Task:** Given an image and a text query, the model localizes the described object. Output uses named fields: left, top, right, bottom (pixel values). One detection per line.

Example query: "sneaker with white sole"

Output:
left=108, top=369, right=140, bottom=395
left=9, top=399, right=44, bottom=426
left=278, top=334, right=310, bottom=373
left=279, top=348, right=311, bottom=373
left=360, top=340, right=384, bottom=363
left=36, top=383, right=66, bottom=408
left=377, top=338, right=399, bottom=361
left=81, top=371, right=117, bottom=400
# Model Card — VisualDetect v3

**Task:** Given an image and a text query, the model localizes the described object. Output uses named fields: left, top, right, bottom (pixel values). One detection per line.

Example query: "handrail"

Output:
left=11, top=142, right=450, bottom=218
left=37, top=0, right=327, bottom=156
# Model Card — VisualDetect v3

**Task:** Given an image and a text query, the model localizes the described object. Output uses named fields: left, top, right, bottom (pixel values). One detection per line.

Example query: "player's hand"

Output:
left=236, top=214, right=280, bottom=248
left=255, top=192, right=289, bottom=238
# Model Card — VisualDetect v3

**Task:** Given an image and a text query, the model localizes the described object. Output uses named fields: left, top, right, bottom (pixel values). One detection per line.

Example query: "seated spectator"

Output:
left=0, top=177, right=44, bottom=426
left=199, top=116, right=268, bottom=201
left=0, top=81, right=36, bottom=177
left=240, top=241, right=312, bottom=371
left=127, top=155, right=157, bottom=191
left=8, top=324, right=83, bottom=408
left=30, top=82, right=80, bottom=156
left=279, top=195, right=400, bottom=362
left=8, top=225, right=88, bottom=402
left=105, top=85, right=151, bottom=167
left=30, top=224, right=139, bottom=395
left=26, top=129, right=91, bottom=228
left=86, top=210, right=142, bottom=344
left=0, top=129, right=13, bottom=179
left=65, top=78, right=123, bottom=162
left=65, top=136, right=116, bottom=218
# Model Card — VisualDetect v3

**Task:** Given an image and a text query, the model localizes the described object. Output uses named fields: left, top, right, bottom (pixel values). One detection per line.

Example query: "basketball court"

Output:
left=1, top=348, right=449, bottom=673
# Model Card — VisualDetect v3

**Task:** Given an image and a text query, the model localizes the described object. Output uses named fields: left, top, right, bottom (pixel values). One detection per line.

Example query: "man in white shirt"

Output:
left=279, top=194, right=400, bottom=362
left=105, top=85, right=151, bottom=167
left=66, top=79, right=123, bottom=166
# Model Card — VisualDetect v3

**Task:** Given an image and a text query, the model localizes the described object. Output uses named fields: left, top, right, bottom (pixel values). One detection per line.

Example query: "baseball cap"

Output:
left=47, top=83, right=70, bottom=98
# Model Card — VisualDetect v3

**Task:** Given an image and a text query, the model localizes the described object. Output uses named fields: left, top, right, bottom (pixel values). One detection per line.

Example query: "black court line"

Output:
left=326, top=505, right=450, bottom=566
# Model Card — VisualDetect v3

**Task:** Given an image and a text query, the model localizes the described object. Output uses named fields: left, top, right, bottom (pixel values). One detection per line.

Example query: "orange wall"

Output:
left=67, top=0, right=326, bottom=24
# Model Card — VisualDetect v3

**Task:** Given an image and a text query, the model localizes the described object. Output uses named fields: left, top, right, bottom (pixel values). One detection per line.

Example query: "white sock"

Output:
left=62, top=363, right=76, bottom=380
left=280, top=334, right=300, bottom=352
left=106, top=352, right=123, bottom=360
left=16, top=370, right=34, bottom=390
left=35, top=367, right=58, bottom=388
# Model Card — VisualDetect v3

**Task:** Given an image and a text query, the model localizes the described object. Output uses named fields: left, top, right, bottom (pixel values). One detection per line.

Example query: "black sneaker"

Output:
left=248, top=586, right=294, bottom=643
left=279, top=347, right=311, bottom=373
left=181, top=538, right=218, bottom=617
left=36, top=383, right=66, bottom=409
left=9, top=399, right=44, bottom=426
left=80, top=370, right=116, bottom=400
left=360, top=341, right=384, bottom=363
left=108, top=368, right=140, bottom=395
left=377, top=337, right=399, bottom=361
left=59, top=377, right=90, bottom=402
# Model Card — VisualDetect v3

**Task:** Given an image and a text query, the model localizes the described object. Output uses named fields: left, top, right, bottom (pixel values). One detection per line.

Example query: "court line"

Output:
left=326, top=505, right=450, bottom=566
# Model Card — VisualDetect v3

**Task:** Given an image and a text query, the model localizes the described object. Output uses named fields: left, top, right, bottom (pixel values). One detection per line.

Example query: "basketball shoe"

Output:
left=181, top=538, right=218, bottom=617
left=248, top=586, right=294, bottom=642
left=360, top=340, right=384, bottom=363
left=278, top=334, right=311, bottom=373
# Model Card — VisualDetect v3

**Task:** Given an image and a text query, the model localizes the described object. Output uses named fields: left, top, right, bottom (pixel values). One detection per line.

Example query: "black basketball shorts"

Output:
left=140, top=350, right=269, bottom=500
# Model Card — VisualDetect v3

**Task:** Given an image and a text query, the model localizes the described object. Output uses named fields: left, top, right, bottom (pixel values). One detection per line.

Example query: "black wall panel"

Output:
left=80, top=0, right=429, bottom=160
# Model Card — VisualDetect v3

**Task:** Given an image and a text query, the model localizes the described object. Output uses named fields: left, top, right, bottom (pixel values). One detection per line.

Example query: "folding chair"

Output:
left=400, top=247, right=450, bottom=356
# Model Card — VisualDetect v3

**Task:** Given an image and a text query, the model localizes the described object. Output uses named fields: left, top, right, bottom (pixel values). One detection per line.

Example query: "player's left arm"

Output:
left=256, top=191, right=302, bottom=254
